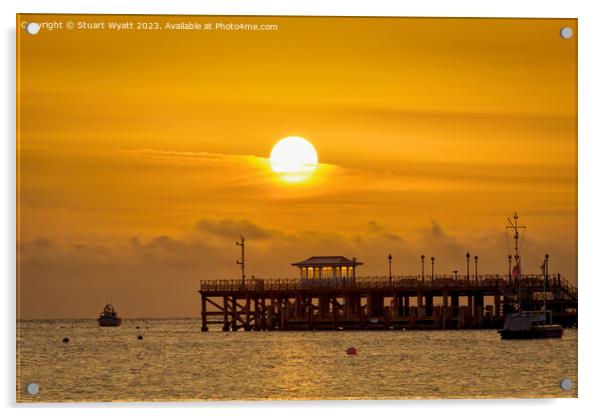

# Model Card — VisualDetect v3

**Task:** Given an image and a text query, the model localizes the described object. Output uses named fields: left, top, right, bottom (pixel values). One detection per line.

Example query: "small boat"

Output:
left=498, top=311, right=563, bottom=339
left=98, top=303, right=122, bottom=327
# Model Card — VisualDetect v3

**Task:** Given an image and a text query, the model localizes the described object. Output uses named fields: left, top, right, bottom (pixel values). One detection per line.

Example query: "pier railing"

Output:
left=199, top=273, right=574, bottom=293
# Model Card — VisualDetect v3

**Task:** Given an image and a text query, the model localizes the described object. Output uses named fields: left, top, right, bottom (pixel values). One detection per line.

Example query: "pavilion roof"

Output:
left=291, top=256, right=363, bottom=267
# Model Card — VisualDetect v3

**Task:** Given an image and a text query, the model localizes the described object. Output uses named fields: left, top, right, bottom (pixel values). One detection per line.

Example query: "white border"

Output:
left=3, top=1, right=601, bottom=415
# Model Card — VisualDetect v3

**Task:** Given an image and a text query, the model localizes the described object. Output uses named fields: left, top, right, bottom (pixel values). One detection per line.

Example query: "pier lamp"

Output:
left=545, top=253, right=549, bottom=287
left=508, top=254, right=512, bottom=283
left=474, top=255, right=478, bottom=285
left=466, top=252, right=470, bottom=283
left=453, top=270, right=458, bottom=280
left=421, top=255, right=425, bottom=282
left=431, top=257, right=435, bottom=281
left=388, top=253, right=393, bottom=285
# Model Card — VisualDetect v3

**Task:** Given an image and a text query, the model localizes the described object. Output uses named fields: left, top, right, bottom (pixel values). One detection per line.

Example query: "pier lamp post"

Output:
left=388, top=253, right=393, bottom=286
left=474, top=256, right=478, bottom=285
left=421, top=255, right=425, bottom=283
left=508, top=254, right=512, bottom=284
left=236, top=235, right=246, bottom=285
left=466, top=252, right=470, bottom=284
left=453, top=270, right=458, bottom=280
left=545, top=254, right=549, bottom=288
left=431, top=257, right=435, bottom=281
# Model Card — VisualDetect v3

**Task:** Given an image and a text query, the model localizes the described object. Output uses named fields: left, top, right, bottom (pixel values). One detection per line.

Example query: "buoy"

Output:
left=135, top=326, right=140, bottom=329
left=62, top=337, right=69, bottom=343
left=137, top=335, right=143, bottom=340
left=346, top=347, right=358, bottom=355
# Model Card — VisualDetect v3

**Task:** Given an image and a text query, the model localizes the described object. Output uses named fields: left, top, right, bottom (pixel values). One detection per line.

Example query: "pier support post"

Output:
left=231, top=295, right=238, bottom=331
left=458, top=307, right=465, bottom=329
left=267, top=305, right=274, bottom=330
left=254, top=298, right=260, bottom=330
left=475, top=294, right=484, bottom=327
left=417, top=293, right=425, bottom=317
left=442, top=291, right=449, bottom=329
left=244, top=295, right=251, bottom=331
left=201, top=294, right=208, bottom=332
left=359, top=305, right=365, bottom=329
left=319, top=295, right=330, bottom=317
left=344, top=293, right=352, bottom=318
left=467, top=295, right=474, bottom=318
left=494, top=294, right=501, bottom=318
left=222, top=296, right=230, bottom=332
left=367, top=294, right=384, bottom=318
left=451, top=294, right=459, bottom=327
left=295, top=294, right=302, bottom=317
left=451, top=294, right=459, bottom=310
left=260, top=297, right=267, bottom=330
left=353, top=294, right=361, bottom=316
left=384, top=306, right=390, bottom=329
left=410, top=307, right=417, bottom=328
left=281, top=302, right=289, bottom=330
left=333, top=301, right=339, bottom=329
left=425, top=295, right=433, bottom=317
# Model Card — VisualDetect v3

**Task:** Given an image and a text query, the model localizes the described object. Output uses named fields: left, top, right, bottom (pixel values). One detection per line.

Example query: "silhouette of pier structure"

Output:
left=198, top=261, right=577, bottom=332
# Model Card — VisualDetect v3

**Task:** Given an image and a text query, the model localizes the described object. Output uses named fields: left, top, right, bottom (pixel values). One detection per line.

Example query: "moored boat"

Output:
left=498, top=311, right=563, bottom=339
left=98, top=303, right=122, bottom=327
left=498, top=212, right=563, bottom=340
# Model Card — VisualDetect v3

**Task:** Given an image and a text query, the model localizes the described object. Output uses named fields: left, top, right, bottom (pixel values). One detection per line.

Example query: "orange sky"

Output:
left=17, top=15, right=577, bottom=318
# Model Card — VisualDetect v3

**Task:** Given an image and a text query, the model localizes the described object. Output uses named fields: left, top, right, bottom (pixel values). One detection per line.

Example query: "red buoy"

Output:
left=346, top=347, right=358, bottom=355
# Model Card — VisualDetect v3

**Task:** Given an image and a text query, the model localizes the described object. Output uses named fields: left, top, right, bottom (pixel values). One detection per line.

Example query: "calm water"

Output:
left=17, top=319, right=577, bottom=402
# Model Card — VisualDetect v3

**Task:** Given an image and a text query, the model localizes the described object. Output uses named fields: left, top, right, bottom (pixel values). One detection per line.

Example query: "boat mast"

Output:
left=506, top=212, right=526, bottom=311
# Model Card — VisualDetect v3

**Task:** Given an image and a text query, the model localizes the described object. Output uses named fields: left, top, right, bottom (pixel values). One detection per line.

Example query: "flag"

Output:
left=512, top=263, right=521, bottom=279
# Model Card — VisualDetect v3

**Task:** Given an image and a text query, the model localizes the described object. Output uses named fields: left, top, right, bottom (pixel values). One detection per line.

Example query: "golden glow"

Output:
left=16, top=15, right=577, bottom=318
left=270, top=136, right=318, bottom=183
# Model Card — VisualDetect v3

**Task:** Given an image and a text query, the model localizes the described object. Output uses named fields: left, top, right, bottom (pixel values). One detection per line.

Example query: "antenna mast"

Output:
left=236, top=235, right=246, bottom=284
left=506, top=212, right=526, bottom=310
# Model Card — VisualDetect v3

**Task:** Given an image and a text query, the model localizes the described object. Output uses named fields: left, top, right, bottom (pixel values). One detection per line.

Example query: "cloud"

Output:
left=31, top=238, right=52, bottom=248
left=196, top=218, right=275, bottom=240
left=384, top=233, right=404, bottom=243
left=17, top=216, right=577, bottom=319
left=368, top=221, right=385, bottom=233
left=430, top=220, right=444, bottom=238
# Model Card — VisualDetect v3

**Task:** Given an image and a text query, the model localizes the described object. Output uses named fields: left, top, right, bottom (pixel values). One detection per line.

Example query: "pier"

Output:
left=198, top=273, right=577, bottom=331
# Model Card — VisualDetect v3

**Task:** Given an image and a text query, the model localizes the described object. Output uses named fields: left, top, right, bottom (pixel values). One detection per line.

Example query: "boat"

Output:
left=498, top=212, right=563, bottom=340
left=498, top=311, right=563, bottom=339
left=98, top=303, right=122, bottom=327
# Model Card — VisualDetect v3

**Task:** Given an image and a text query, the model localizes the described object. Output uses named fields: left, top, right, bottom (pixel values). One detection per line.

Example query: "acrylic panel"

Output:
left=16, top=15, right=577, bottom=402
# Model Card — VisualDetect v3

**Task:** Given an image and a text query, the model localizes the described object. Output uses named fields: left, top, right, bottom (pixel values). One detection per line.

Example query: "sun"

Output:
left=270, top=136, right=318, bottom=183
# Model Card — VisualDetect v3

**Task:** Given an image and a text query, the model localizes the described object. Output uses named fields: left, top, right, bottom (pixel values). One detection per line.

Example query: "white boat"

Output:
left=498, top=212, right=563, bottom=340
left=498, top=311, right=563, bottom=339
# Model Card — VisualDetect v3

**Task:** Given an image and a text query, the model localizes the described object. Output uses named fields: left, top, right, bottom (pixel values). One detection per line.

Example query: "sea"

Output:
left=16, top=319, right=577, bottom=402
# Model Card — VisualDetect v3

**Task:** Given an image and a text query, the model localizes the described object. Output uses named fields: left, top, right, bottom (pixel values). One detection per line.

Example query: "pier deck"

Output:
left=198, top=274, right=577, bottom=331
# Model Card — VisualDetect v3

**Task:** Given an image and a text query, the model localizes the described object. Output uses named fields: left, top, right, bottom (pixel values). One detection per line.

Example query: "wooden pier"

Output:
left=198, top=274, right=577, bottom=331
